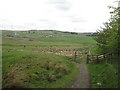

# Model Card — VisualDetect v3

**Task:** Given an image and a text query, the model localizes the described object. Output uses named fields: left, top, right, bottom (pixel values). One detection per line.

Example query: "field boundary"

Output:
left=86, top=53, right=113, bottom=64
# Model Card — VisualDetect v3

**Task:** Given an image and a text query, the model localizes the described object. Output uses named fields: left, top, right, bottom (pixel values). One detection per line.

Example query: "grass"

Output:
left=2, top=30, right=96, bottom=88
left=86, top=41, right=119, bottom=88
left=87, top=60, right=118, bottom=88
left=2, top=51, right=79, bottom=88
left=73, top=55, right=86, bottom=64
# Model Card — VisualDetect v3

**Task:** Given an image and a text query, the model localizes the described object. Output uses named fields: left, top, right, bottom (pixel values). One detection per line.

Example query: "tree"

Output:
left=94, top=3, right=120, bottom=55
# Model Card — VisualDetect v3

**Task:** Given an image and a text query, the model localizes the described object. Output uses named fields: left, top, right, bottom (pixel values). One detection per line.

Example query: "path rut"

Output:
left=70, top=61, right=90, bottom=88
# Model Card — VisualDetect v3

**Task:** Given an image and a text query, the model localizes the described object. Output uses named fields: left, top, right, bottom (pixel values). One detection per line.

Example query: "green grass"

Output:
left=2, top=30, right=96, bottom=88
left=73, top=55, right=86, bottom=64
left=87, top=61, right=118, bottom=88
left=2, top=51, right=79, bottom=88
left=2, top=30, right=96, bottom=46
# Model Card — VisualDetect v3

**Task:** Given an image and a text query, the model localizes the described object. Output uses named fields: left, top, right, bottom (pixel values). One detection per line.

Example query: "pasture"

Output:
left=2, top=30, right=118, bottom=88
left=2, top=30, right=96, bottom=88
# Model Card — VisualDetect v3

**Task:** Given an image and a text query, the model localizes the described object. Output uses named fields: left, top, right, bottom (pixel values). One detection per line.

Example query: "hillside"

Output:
left=2, top=30, right=96, bottom=88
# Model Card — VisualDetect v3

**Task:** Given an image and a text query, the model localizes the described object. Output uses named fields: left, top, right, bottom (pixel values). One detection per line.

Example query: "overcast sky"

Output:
left=0, top=0, right=117, bottom=32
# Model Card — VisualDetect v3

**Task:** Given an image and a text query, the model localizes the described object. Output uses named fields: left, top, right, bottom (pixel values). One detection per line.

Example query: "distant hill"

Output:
left=1, top=30, right=97, bottom=37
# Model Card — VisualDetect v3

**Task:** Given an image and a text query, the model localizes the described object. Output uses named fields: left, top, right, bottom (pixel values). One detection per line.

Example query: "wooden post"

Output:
left=103, top=53, right=106, bottom=63
left=103, top=53, right=105, bottom=59
left=86, top=54, right=89, bottom=64
left=74, top=51, right=77, bottom=61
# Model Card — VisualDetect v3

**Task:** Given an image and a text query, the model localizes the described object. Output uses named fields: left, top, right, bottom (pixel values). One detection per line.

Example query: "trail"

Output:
left=70, top=61, right=90, bottom=88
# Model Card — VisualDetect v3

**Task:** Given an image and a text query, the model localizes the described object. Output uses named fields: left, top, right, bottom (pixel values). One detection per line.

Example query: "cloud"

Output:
left=0, top=0, right=115, bottom=32
left=47, top=0, right=68, bottom=4
left=47, top=0, right=71, bottom=11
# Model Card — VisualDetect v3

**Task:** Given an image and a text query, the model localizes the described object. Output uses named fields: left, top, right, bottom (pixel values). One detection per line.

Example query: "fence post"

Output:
left=74, top=51, right=77, bottom=61
left=75, top=51, right=77, bottom=60
left=103, top=53, right=105, bottom=59
left=86, top=54, right=89, bottom=64
left=103, top=53, right=106, bottom=63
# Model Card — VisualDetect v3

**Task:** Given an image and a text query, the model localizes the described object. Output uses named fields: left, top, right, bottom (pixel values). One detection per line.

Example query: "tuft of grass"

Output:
left=2, top=51, right=79, bottom=88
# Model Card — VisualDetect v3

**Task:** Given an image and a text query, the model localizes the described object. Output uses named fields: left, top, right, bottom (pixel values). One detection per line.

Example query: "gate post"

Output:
left=86, top=54, right=89, bottom=64
left=75, top=51, right=77, bottom=61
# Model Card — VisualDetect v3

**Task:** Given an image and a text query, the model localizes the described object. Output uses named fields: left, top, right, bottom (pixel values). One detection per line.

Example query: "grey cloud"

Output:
left=47, top=0, right=68, bottom=4
left=47, top=0, right=71, bottom=11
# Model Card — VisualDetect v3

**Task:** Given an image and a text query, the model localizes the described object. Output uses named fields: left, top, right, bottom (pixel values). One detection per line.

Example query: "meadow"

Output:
left=2, top=30, right=96, bottom=88
left=2, top=30, right=118, bottom=88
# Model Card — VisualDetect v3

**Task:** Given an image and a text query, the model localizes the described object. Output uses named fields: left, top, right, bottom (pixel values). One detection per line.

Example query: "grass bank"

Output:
left=87, top=60, right=118, bottom=88
left=2, top=51, right=79, bottom=88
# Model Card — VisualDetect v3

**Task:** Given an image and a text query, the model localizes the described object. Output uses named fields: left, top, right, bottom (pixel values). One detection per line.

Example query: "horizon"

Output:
left=0, top=29, right=97, bottom=33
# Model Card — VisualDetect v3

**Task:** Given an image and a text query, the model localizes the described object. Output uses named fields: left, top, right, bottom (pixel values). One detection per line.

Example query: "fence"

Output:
left=87, top=53, right=119, bottom=88
left=86, top=53, right=113, bottom=64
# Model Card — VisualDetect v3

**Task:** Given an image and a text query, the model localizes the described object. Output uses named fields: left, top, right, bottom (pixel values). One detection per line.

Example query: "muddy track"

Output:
left=70, top=61, right=90, bottom=88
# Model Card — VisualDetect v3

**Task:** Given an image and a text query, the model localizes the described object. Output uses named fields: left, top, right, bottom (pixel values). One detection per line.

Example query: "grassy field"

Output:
left=3, top=51, right=79, bottom=88
left=2, top=30, right=118, bottom=88
left=2, top=30, right=96, bottom=88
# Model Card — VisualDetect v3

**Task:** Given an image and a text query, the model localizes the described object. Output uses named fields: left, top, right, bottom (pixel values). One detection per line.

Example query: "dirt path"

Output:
left=70, top=61, right=90, bottom=88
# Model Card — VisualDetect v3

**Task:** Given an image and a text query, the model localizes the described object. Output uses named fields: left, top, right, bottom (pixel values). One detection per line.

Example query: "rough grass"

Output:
left=2, top=51, right=79, bottom=88
left=87, top=61, right=118, bottom=88
left=2, top=30, right=96, bottom=88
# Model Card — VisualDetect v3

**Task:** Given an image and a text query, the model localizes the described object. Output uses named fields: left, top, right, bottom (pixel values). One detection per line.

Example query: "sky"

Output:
left=0, top=0, right=118, bottom=32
